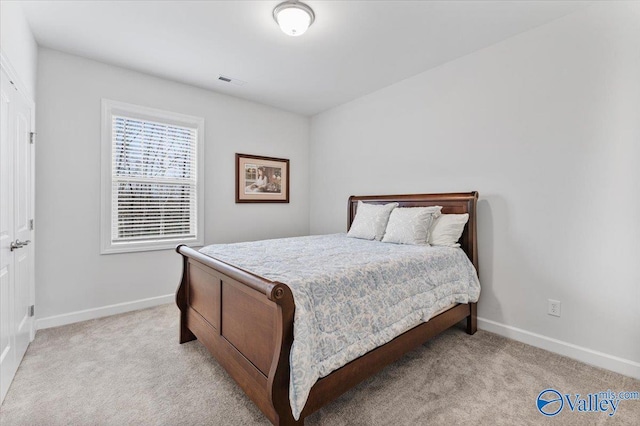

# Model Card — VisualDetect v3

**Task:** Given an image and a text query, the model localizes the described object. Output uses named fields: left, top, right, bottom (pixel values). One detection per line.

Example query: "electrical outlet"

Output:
left=548, top=299, right=561, bottom=317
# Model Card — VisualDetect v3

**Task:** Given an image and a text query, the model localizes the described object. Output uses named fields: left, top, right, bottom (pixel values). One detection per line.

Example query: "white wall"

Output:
left=310, top=3, right=640, bottom=376
left=36, top=48, right=310, bottom=323
left=0, top=1, right=37, bottom=99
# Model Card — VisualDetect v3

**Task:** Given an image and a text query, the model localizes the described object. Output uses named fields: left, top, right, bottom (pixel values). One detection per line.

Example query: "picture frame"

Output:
left=235, top=153, right=290, bottom=203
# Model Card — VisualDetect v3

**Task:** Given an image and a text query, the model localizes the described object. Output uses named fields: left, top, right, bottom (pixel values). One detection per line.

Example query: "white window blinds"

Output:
left=101, top=99, right=204, bottom=254
left=111, top=116, right=198, bottom=243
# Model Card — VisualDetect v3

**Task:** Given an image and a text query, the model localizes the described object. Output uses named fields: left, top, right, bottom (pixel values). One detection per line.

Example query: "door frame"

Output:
left=0, top=51, right=36, bottom=342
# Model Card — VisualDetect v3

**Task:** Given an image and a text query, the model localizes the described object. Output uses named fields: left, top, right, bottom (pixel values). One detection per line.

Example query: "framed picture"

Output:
left=236, top=153, right=290, bottom=203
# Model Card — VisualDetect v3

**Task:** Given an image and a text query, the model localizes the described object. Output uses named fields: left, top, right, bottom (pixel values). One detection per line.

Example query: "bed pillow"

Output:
left=381, top=207, right=440, bottom=245
left=428, top=213, right=469, bottom=247
left=347, top=201, right=398, bottom=241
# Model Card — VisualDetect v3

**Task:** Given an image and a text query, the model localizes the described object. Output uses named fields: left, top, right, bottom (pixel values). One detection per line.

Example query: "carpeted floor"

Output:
left=1, top=304, right=638, bottom=425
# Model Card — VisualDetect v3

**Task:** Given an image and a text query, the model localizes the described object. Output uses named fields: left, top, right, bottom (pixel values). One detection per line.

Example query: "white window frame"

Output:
left=100, top=99, right=204, bottom=254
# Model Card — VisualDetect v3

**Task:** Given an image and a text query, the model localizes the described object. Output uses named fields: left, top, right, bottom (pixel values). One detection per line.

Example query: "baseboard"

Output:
left=478, top=317, right=640, bottom=380
left=36, top=294, right=174, bottom=330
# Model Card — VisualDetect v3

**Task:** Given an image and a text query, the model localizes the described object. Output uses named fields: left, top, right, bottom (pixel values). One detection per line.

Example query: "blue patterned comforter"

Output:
left=199, top=233, right=480, bottom=419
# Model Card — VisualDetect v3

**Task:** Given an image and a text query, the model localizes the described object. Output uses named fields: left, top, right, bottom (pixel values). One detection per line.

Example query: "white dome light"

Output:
left=273, top=1, right=315, bottom=37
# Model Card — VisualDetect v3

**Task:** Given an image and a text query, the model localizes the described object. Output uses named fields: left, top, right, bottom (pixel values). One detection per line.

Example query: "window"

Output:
left=101, top=100, right=204, bottom=253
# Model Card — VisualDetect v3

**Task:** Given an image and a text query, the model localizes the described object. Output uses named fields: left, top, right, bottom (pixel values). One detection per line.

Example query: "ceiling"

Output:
left=21, top=1, right=589, bottom=116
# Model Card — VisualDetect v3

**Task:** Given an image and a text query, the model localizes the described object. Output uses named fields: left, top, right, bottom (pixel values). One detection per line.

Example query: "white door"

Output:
left=0, top=66, right=35, bottom=404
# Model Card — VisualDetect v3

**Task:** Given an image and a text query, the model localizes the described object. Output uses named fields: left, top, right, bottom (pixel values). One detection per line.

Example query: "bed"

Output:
left=176, top=192, right=479, bottom=425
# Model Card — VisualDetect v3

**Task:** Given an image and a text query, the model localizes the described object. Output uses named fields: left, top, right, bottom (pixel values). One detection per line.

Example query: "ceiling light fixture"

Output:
left=273, top=1, right=315, bottom=37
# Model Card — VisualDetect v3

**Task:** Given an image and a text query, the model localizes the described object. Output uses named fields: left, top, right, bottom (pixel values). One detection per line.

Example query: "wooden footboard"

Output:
left=176, top=191, right=479, bottom=425
left=176, top=244, right=298, bottom=425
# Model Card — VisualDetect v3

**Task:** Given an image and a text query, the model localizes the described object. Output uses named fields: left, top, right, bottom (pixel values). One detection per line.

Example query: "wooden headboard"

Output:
left=348, top=192, right=479, bottom=272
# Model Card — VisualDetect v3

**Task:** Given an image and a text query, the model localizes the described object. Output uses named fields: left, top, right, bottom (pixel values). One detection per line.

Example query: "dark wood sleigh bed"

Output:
left=176, top=192, right=479, bottom=425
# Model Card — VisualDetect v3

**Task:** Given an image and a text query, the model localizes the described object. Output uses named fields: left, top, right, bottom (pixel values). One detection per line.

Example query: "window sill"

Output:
left=100, top=237, right=204, bottom=255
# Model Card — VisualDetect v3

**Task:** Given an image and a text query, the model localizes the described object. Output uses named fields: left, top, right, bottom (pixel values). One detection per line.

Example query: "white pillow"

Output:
left=347, top=201, right=398, bottom=241
left=381, top=207, right=440, bottom=245
left=428, top=213, right=469, bottom=247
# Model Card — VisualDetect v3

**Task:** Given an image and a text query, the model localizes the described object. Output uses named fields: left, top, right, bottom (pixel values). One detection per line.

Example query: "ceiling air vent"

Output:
left=217, top=75, right=247, bottom=86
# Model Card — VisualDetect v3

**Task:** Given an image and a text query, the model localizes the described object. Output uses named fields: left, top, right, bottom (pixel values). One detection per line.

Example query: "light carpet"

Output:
left=1, top=304, right=638, bottom=425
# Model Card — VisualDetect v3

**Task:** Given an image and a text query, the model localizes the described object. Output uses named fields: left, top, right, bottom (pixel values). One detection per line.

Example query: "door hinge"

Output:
left=30, top=132, right=36, bottom=144
left=28, top=305, right=35, bottom=317
left=29, top=219, right=34, bottom=230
